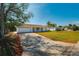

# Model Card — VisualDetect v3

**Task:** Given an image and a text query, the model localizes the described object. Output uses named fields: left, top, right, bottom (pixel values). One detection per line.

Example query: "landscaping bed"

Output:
left=0, top=32, right=23, bottom=56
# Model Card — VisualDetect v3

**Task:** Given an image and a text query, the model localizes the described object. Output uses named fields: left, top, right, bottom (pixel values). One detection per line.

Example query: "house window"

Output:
left=36, top=27, right=40, bottom=31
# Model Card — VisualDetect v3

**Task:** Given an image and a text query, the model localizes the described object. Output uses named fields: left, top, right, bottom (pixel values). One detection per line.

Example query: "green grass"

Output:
left=36, top=31, right=79, bottom=43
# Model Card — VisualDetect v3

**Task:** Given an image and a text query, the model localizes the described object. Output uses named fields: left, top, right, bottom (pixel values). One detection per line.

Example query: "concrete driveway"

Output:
left=18, top=33, right=79, bottom=56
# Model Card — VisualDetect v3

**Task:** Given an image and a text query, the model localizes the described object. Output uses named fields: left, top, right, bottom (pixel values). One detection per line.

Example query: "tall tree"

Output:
left=47, top=21, right=57, bottom=27
left=72, top=24, right=79, bottom=31
left=0, top=3, right=32, bottom=39
left=0, top=3, right=32, bottom=56
left=68, top=24, right=73, bottom=29
left=0, top=3, right=4, bottom=39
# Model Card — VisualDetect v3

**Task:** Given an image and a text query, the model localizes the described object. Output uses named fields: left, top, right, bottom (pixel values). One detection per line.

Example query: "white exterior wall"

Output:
left=42, top=28, right=46, bottom=31
left=43, top=28, right=48, bottom=31
left=49, top=27, right=56, bottom=31
left=17, top=27, right=32, bottom=33
left=17, top=27, right=49, bottom=33
left=38, top=28, right=42, bottom=32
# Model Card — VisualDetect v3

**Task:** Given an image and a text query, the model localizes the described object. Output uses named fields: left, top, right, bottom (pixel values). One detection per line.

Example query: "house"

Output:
left=49, top=27, right=56, bottom=31
left=55, top=27, right=64, bottom=31
left=64, top=27, right=73, bottom=31
left=17, top=24, right=49, bottom=33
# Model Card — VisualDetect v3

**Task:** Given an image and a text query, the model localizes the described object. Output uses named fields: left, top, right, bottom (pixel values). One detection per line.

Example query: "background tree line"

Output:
left=47, top=21, right=79, bottom=31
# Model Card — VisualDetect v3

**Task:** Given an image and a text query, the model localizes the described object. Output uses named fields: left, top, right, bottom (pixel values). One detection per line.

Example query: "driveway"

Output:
left=19, top=33, right=79, bottom=56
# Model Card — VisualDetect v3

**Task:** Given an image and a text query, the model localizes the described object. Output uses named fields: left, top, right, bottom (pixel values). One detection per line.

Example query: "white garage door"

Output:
left=17, top=27, right=32, bottom=33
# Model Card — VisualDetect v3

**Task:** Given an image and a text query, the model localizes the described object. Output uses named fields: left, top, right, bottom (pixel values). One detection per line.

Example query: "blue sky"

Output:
left=27, top=3, right=79, bottom=25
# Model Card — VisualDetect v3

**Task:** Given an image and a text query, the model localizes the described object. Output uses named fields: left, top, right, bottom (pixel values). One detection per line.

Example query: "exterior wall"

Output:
left=38, top=28, right=42, bottom=32
left=17, top=27, right=32, bottom=33
left=64, top=28, right=73, bottom=31
left=17, top=27, right=49, bottom=33
left=42, top=28, right=47, bottom=31
left=49, top=27, right=56, bottom=31
left=33, top=27, right=42, bottom=32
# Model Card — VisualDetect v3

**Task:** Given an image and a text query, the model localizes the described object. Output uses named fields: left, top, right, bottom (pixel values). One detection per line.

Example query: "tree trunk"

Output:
left=0, top=3, right=4, bottom=39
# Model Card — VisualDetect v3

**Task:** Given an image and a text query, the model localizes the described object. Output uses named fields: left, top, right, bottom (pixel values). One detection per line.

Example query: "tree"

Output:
left=0, top=3, right=33, bottom=38
left=56, top=25, right=64, bottom=31
left=0, top=3, right=5, bottom=39
left=47, top=21, right=57, bottom=27
left=47, top=21, right=51, bottom=27
left=72, top=24, right=79, bottom=31
left=68, top=24, right=73, bottom=29
left=0, top=3, right=32, bottom=55
left=52, top=23, right=57, bottom=27
left=69, top=24, right=72, bottom=27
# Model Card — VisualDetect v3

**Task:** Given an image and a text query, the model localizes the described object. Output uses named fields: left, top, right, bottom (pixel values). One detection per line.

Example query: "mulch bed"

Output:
left=0, top=32, right=23, bottom=56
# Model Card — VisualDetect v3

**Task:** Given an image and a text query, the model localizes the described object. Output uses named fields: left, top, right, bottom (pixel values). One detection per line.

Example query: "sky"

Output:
left=27, top=3, right=79, bottom=26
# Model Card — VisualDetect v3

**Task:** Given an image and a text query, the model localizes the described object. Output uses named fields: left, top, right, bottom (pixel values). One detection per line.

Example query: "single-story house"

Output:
left=49, top=27, right=56, bottom=31
left=64, top=27, right=73, bottom=31
left=17, top=24, right=49, bottom=33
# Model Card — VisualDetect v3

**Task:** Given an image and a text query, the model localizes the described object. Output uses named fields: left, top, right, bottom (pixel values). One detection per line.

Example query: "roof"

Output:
left=17, top=24, right=48, bottom=28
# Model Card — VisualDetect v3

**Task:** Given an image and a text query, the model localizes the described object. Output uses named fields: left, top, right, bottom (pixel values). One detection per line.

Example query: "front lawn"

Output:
left=36, top=31, right=79, bottom=43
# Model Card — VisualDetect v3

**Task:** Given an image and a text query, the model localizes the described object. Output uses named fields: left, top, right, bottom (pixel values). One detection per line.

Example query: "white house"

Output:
left=49, top=27, right=56, bottom=31
left=17, top=24, right=49, bottom=33
left=64, top=27, right=73, bottom=31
